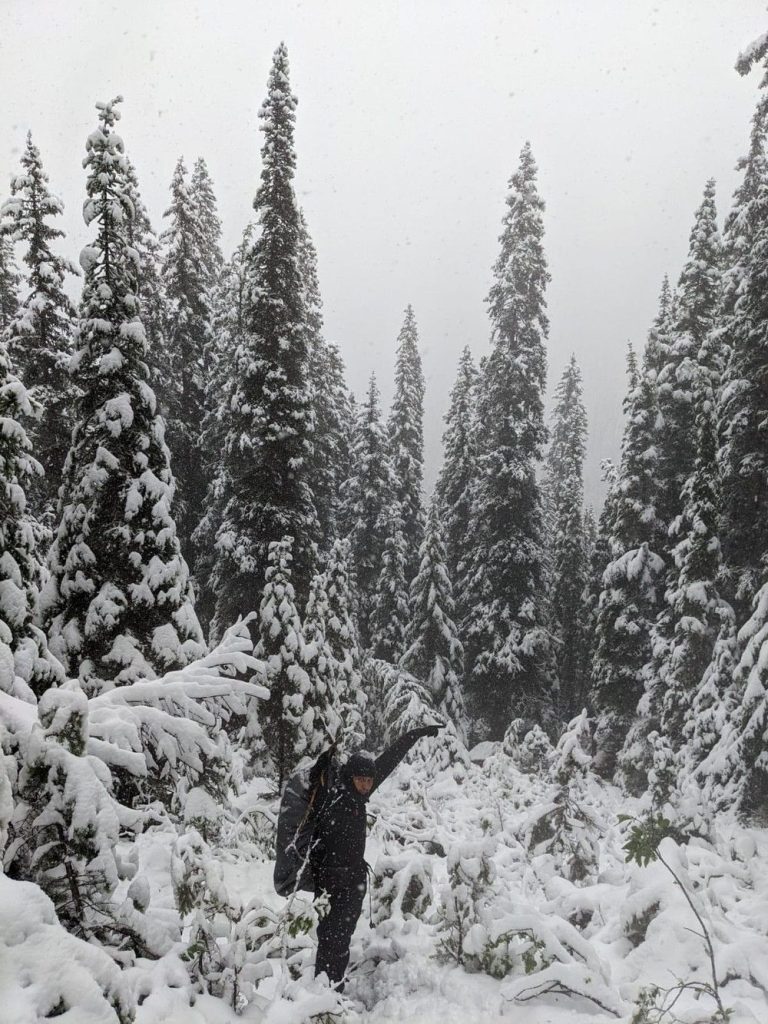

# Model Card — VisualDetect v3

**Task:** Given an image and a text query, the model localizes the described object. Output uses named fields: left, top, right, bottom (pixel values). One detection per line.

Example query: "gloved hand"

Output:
left=413, top=724, right=442, bottom=739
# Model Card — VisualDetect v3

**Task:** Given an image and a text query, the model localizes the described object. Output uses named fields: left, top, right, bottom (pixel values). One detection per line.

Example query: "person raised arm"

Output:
left=371, top=725, right=442, bottom=792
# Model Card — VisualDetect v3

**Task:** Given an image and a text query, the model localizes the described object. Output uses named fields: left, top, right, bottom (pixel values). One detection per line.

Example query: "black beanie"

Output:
left=345, top=752, right=376, bottom=777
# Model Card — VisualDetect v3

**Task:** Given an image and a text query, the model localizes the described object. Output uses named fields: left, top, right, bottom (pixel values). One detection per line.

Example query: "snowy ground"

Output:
left=115, top=741, right=768, bottom=1024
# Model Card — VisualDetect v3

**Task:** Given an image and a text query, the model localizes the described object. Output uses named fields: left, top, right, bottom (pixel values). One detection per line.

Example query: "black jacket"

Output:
left=310, top=729, right=431, bottom=890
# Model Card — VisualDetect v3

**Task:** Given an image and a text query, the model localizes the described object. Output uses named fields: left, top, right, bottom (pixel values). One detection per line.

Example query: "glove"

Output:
left=413, top=724, right=441, bottom=739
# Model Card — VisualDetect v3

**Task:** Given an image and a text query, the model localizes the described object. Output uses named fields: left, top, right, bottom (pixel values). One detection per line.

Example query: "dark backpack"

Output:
left=273, top=754, right=334, bottom=897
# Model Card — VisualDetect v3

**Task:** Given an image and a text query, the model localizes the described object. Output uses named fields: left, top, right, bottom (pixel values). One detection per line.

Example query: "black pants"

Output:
left=314, top=880, right=366, bottom=989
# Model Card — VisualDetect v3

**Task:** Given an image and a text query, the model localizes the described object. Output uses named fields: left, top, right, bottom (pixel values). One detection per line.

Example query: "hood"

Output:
left=344, top=751, right=376, bottom=778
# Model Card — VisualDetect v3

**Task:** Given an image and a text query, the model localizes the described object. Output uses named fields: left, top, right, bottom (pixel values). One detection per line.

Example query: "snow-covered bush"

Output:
left=10, top=686, right=126, bottom=940
left=1, top=619, right=267, bottom=963
left=500, top=718, right=554, bottom=774
left=496, top=908, right=623, bottom=1015
left=172, top=827, right=324, bottom=1011
left=173, top=828, right=253, bottom=1009
left=0, top=872, right=135, bottom=1023
left=435, top=839, right=496, bottom=968
left=370, top=851, right=434, bottom=927
left=434, top=835, right=619, bottom=1013
left=518, top=724, right=555, bottom=773
left=182, top=784, right=227, bottom=844
left=500, top=717, right=526, bottom=758
left=521, top=712, right=604, bottom=883
left=86, top=619, right=267, bottom=808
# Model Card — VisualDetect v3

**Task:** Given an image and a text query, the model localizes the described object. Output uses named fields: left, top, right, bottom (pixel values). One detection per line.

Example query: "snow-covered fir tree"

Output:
left=717, top=76, right=768, bottom=623
left=401, top=499, right=467, bottom=742
left=124, top=158, right=169, bottom=396
left=300, top=209, right=350, bottom=550
left=211, top=44, right=319, bottom=635
left=688, top=36, right=768, bottom=819
left=436, top=345, right=478, bottom=633
left=0, top=133, right=79, bottom=517
left=584, top=461, right=618, bottom=677
left=544, top=356, right=589, bottom=718
left=590, top=343, right=665, bottom=782
left=14, top=687, right=123, bottom=942
left=343, top=373, right=396, bottom=649
left=190, top=156, right=223, bottom=290
left=338, top=389, right=357, bottom=519
left=301, top=566, right=342, bottom=754
left=388, top=304, right=426, bottom=583
left=462, top=143, right=554, bottom=736
left=370, top=500, right=410, bottom=664
left=649, top=185, right=725, bottom=759
left=322, top=538, right=366, bottom=750
left=642, top=276, right=675, bottom=380
left=701, top=582, right=768, bottom=819
left=194, top=224, right=254, bottom=636
left=160, top=156, right=212, bottom=565
left=255, top=537, right=312, bottom=786
left=655, top=182, right=722, bottom=571
left=42, top=97, right=205, bottom=695
left=681, top=609, right=738, bottom=789
left=0, top=335, right=64, bottom=701
left=659, top=369, right=731, bottom=753
left=0, top=235, right=20, bottom=332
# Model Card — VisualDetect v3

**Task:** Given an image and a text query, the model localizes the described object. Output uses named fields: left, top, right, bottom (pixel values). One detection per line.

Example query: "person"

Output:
left=309, top=725, right=441, bottom=990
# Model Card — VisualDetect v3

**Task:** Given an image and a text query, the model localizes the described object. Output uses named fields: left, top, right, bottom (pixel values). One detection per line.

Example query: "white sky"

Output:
left=1, top=0, right=765, bottom=508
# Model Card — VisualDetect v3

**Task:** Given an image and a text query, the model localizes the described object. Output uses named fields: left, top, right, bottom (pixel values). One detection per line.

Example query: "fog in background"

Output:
left=1, top=0, right=765, bottom=509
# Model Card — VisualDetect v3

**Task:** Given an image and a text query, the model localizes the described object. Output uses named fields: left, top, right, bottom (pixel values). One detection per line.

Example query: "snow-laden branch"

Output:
left=85, top=619, right=269, bottom=785
left=1, top=619, right=270, bottom=790
left=736, top=31, right=768, bottom=76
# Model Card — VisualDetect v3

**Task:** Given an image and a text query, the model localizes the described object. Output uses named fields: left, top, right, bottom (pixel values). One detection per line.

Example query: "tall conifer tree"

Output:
left=660, top=371, right=731, bottom=749
left=0, top=134, right=78, bottom=516
left=190, top=157, right=223, bottom=290
left=656, top=183, right=722, bottom=565
left=584, top=460, right=619, bottom=677
left=401, top=500, right=467, bottom=741
left=0, top=336, right=64, bottom=700
left=436, top=345, right=478, bottom=633
left=684, top=34, right=768, bottom=818
left=194, top=226, right=253, bottom=636
left=323, top=538, right=366, bottom=749
left=299, top=209, right=350, bottom=550
left=124, top=159, right=168, bottom=395
left=160, top=157, right=212, bottom=565
left=343, top=374, right=396, bottom=649
left=370, top=501, right=410, bottom=664
left=591, top=343, right=665, bottom=780
left=42, top=98, right=204, bottom=695
left=462, top=143, right=554, bottom=736
left=545, top=356, right=589, bottom=717
left=388, top=304, right=425, bottom=583
left=717, top=54, right=768, bottom=623
left=645, top=184, right=724, bottom=762
left=211, top=44, right=318, bottom=636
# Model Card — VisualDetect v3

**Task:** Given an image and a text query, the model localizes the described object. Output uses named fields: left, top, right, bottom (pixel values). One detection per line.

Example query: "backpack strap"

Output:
left=297, top=768, right=327, bottom=833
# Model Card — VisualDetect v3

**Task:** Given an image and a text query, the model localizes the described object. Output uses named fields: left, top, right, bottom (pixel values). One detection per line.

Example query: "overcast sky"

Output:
left=1, top=0, right=766, bottom=508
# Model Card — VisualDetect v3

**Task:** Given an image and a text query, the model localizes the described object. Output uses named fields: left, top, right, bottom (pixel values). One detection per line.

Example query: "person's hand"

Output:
left=414, top=724, right=441, bottom=739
